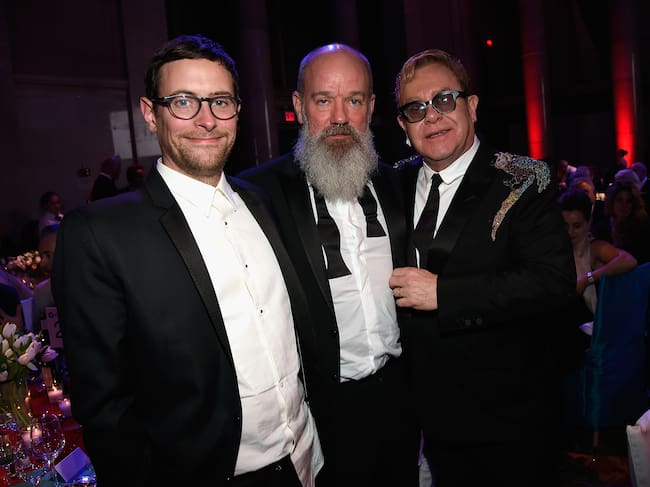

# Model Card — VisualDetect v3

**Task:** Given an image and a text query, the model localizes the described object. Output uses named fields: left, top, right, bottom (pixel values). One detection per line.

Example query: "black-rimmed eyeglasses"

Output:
left=399, top=90, right=467, bottom=123
left=151, top=93, right=241, bottom=120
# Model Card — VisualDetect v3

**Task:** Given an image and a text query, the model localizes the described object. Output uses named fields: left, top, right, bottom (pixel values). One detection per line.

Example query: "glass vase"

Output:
left=0, top=378, right=30, bottom=430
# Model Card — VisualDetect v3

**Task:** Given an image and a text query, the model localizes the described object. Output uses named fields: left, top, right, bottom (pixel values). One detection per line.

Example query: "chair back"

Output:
left=584, top=262, right=650, bottom=429
left=565, top=263, right=650, bottom=431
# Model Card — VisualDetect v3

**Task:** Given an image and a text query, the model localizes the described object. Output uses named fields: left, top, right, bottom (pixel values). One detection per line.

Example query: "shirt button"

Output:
left=330, top=328, right=338, bottom=336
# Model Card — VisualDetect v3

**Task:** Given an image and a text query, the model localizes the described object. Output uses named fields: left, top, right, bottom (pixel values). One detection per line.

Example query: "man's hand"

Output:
left=389, top=267, right=438, bottom=310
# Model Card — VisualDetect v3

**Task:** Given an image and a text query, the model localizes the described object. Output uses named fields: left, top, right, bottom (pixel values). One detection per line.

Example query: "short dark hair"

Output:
left=144, top=34, right=240, bottom=101
left=558, top=188, right=593, bottom=221
left=39, top=191, right=59, bottom=211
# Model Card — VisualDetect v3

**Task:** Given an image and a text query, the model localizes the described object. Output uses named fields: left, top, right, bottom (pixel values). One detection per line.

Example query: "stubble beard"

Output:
left=293, top=120, right=379, bottom=202
left=163, top=130, right=234, bottom=182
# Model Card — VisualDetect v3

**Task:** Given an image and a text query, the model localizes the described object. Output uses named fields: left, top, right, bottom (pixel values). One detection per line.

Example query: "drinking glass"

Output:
left=12, top=440, right=47, bottom=485
left=30, top=413, right=65, bottom=478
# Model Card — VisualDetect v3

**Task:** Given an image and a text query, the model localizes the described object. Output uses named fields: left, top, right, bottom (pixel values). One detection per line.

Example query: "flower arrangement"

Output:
left=1, top=250, right=44, bottom=289
left=0, top=322, right=58, bottom=383
left=0, top=322, right=58, bottom=428
left=1, top=250, right=42, bottom=275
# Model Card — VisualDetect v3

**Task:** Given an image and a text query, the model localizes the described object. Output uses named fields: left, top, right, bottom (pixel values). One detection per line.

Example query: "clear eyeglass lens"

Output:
left=170, top=96, right=199, bottom=118
left=166, top=95, right=237, bottom=120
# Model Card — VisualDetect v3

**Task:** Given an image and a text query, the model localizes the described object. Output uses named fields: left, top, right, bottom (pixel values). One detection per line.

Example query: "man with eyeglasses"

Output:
left=52, top=34, right=322, bottom=486
left=388, top=49, right=576, bottom=486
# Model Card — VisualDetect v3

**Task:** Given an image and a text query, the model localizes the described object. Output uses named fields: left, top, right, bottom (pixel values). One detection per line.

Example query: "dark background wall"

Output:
left=1, top=0, right=647, bottom=252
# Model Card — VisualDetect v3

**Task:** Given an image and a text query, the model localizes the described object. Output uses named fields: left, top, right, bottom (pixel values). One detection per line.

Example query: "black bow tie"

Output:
left=314, top=186, right=386, bottom=278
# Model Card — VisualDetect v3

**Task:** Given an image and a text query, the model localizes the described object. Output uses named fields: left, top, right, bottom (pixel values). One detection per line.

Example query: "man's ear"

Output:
left=140, top=97, right=157, bottom=133
left=291, top=91, right=304, bottom=125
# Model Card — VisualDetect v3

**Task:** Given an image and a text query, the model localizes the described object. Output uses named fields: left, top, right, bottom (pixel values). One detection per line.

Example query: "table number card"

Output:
left=41, top=306, right=64, bottom=348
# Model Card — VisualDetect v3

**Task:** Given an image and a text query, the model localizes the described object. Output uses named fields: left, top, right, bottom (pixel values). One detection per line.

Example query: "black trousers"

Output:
left=316, top=357, right=420, bottom=487
left=231, top=455, right=302, bottom=487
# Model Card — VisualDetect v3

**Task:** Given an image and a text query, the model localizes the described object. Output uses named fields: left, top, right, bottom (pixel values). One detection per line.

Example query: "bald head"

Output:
left=296, top=43, right=373, bottom=95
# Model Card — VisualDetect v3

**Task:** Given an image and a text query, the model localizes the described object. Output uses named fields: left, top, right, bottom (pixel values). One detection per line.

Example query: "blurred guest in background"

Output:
left=88, top=155, right=121, bottom=201
left=32, top=223, right=59, bottom=331
left=120, top=162, right=146, bottom=193
left=604, top=148, right=629, bottom=187
left=0, top=282, right=20, bottom=326
left=614, top=167, right=641, bottom=190
left=554, top=158, right=576, bottom=192
left=388, top=48, right=575, bottom=486
left=557, top=189, right=637, bottom=366
left=567, top=173, right=605, bottom=232
left=53, top=34, right=321, bottom=486
left=631, top=161, right=650, bottom=209
left=592, top=181, right=650, bottom=264
left=238, top=43, right=419, bottom=487
left=37, top=191, right=64, bottom=237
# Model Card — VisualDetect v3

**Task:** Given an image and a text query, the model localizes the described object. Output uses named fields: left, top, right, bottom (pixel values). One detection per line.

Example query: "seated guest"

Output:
left=32, top=223, right=59, bottom=331
left=567, top=173, right=605, bottom=232
left=592, top=181, right=650, bottom=263
left=558, top=189, right=637, bottom=367
left=37, top=191, right=64, bottom=237
left=0, top=282, right=21, bottom=326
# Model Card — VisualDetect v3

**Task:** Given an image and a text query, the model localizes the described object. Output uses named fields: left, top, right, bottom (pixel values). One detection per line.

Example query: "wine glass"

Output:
left=30, top=413, right=65, bottom=479
left=12, top=440, right=47, bottom=486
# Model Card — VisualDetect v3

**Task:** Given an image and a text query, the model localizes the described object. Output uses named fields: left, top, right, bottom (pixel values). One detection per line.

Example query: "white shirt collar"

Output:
left=156, top=159, right=237, bottom=217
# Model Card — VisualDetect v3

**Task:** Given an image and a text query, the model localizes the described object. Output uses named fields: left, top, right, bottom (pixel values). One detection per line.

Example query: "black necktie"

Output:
left=413, top=173, right=443, bottom=268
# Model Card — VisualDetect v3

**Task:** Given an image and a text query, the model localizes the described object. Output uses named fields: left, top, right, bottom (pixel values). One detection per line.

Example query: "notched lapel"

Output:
left=158, top=194, right=236, bottom=369
left=282, top=170, right=335, bottom=312
left=426, top=149, right=495, bottom=273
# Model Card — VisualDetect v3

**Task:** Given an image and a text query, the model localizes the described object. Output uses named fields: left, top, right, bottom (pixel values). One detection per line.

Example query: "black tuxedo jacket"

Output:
left=52, top=168, right=315, bottom=485
left=238, top=153, right=408, bottom=453
left=397, top=144, right=576, bottom=444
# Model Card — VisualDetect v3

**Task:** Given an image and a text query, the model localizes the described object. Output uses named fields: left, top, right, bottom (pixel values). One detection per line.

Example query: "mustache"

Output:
left=322, top=124, right=357, bottom=138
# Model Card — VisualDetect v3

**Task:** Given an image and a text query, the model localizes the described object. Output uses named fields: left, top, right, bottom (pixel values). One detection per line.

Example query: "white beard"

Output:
left=293, top=121, right=379, bottom=202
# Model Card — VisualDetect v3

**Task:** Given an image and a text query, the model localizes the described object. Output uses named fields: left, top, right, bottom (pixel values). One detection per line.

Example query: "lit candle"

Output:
left=58, top=397, right=72, bottom=417
left=21, top=426, right=41, bottom=448
left=47, top=386, right=63, bottom=404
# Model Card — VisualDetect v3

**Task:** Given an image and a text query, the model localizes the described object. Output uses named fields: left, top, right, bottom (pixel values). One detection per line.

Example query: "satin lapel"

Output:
left=372, top=167, right=407, bottom=268
left=149, top=173, right=235, bottom=369
left=401, top=160, right=421, bottom=267
left=426, top=146, right=496, bottom=273
left=281, top=167, right=335, bottom=311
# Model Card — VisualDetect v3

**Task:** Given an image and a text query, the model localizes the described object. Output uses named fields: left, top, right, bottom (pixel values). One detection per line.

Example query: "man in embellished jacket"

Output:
left=388, top=49, right=576, bottom=487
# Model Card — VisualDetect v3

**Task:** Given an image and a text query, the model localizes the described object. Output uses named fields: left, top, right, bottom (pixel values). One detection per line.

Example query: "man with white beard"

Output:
left=238, top=44, right=419, bottom=487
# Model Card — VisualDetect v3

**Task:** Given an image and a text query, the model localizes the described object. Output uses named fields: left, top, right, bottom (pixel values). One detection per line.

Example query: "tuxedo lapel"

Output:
left=230, top=176, right=314, bottom=344
left=147, top=172, right=235, bottom=368
left=280, top=166, right=335, bottom=312
left=372, top=167, right=407, bottom=268
left=400, top=161, right=421, bottom=267
left=426, top=146, right=496, bottom=273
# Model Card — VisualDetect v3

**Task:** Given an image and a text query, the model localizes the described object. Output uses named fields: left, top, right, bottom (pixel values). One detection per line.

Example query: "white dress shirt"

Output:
left=308, top=183, right=401, bottom=381
left=414, top=136, right=480, bottom=266
left=157, top=161, right=322, bottom=486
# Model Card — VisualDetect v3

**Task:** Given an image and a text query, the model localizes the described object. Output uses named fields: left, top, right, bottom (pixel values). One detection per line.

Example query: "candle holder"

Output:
left=58, top=397, right=72, bottom=419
